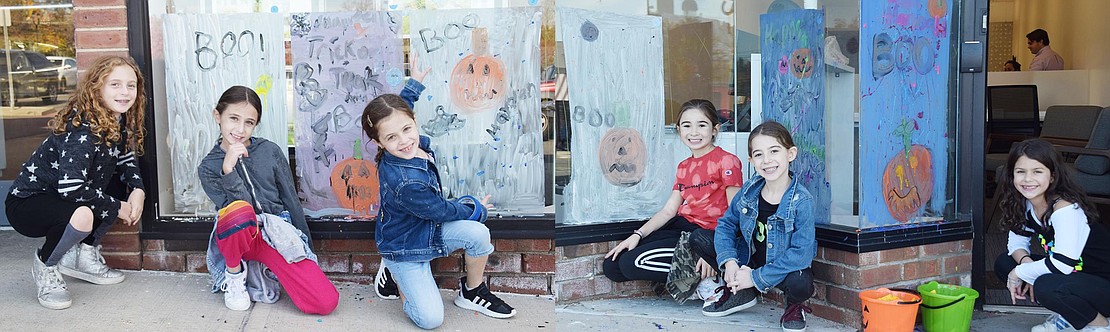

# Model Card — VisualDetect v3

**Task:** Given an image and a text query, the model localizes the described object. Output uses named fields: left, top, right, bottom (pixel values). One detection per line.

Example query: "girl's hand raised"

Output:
left=479, top=194, right=493, bottom=209
left=410, top=51, right=432, bottom=83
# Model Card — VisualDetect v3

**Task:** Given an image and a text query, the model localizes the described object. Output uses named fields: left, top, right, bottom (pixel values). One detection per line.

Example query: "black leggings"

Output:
left=994, top=252, right=1110, bottom=329
left=602, top=216, right=700, bottom=283
left=6, top=191, right=115, bottom=260
left=692, top=227, right=814, bottom=303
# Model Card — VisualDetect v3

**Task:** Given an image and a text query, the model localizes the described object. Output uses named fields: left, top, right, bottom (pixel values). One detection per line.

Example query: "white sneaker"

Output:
left=1081, top=325, right=1110, bottom=332
left=31, top=250, right=71, bottom=310
left=696, top=277, right=724, bottom=299
left=58, top=243, right=125, bottom=285
left=1032, top=314, right=1079, bottom=332
left=222, top=266, right=251, bottom=311
left=697, top=277, right=725, bottom=308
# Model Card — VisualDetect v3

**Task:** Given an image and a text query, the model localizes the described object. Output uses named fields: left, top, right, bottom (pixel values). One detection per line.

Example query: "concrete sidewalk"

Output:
left=555, top=295, right=1052, bottom=331
left=557, top=297, right=854, bottom=331
left=0, top=231, right=554, bottom=331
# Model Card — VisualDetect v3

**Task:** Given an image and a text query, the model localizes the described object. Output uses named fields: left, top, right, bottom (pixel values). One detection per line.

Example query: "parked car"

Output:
left=47, top=56, right=78, bottom=91
left=0, top=49, right=61, bottom=104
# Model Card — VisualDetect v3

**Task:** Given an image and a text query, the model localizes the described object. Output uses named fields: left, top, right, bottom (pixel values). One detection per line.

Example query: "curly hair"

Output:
left=49, top=55, right=146, bottom=155
left=997, top=139, right=1098, bottom=235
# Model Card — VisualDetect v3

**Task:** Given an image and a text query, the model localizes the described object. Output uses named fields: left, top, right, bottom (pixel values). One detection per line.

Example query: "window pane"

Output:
left=0, top=3, right=75, bottom=227
left=147, top=0, right=555, bottom=219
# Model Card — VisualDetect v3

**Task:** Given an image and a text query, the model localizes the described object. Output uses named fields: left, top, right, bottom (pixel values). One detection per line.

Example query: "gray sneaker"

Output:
left=702, top=286, right=758, bottom=317
left=781, top=301, right=812, bottom=332
left=32, top=250, right=72, bottom=310
left=58, top=243, right=125, bottom=285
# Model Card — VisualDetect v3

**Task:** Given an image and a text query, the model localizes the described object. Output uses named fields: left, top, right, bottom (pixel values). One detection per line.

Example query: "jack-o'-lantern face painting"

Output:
left=598, top=128, right=647, bottom=186
left=790, top=48, right=814, bottom=78
left=882, top=145, right=934, bottom=223
left=450, top=27, right=506, bottom=113
left=331, top=140, right=379, bottom=216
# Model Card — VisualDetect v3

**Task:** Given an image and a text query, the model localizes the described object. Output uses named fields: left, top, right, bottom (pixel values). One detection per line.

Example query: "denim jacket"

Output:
left=714, top=173, right=817, bottom=292
left=373, top=79, right=487, bottom=262
left=376, top=135, right=488, bottom=262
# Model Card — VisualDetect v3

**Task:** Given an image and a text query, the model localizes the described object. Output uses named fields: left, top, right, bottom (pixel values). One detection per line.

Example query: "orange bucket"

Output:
left=859, top=288, right=922, bottom=332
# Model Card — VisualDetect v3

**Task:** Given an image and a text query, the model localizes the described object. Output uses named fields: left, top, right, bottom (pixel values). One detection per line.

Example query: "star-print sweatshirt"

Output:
left=9, top=116, right=144, bottom=223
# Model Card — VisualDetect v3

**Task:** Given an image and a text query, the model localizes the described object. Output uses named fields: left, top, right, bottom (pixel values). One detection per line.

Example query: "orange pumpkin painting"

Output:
left=331, top=139, right=379, bottom=216
left=598, top=127, right=647, bottom=187
left=790, top=48, right=815, bottom=79
left=450, top=27, right=507, bottom=114
left=882, top=144, right=933, bottom=223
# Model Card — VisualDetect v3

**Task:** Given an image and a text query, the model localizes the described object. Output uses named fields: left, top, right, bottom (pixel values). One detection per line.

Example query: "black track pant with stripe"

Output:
left=602, top=216, right=701, bottom=283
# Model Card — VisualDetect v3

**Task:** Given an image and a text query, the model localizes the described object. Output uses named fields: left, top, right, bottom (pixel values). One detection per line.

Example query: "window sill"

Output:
left=142, top=214, right=555, bottom=240
left=554, top=219, right=974, bottom=252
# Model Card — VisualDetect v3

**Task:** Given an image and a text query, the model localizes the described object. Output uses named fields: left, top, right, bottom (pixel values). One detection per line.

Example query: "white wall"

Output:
left=988, top=70, right=1091, bottom=111
left=1000, top=0, right=1109, bottom=107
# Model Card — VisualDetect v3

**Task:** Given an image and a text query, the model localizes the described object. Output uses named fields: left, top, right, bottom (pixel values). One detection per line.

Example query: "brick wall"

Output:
left=138, top=238, right=555, bottom=295
left=556, top=239, right=973, bottom=329
left=806, top=239, right=973, bottom=329
left=74, top=0, right=140, bottom=270
left=555, top=241, right=656, bottom=301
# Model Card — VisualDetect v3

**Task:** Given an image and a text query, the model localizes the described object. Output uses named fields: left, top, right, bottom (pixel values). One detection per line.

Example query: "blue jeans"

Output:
left=383, top=220, right=494, bottom=330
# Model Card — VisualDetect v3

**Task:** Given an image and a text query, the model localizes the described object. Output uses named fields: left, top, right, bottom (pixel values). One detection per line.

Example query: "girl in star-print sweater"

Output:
left=5, top=55, right=147, bottom=310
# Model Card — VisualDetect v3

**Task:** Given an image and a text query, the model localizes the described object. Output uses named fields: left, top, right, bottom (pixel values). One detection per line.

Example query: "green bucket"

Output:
left=917, top=281, right=979, bottom=332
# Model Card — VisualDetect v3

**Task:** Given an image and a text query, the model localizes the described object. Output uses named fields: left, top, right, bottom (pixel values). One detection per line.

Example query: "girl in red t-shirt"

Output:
left=603, top=99, right=744, bottom=286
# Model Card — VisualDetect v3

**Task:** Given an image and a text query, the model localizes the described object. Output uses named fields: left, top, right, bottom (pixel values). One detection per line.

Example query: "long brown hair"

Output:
left=998, top=139, right=1099, bottom=235
left=50, top=56, right=146, bottom=155
left=361, top=94, right=415, bottom=162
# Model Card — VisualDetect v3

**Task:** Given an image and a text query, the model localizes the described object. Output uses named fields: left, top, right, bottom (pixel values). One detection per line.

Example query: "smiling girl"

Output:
left=994, top=139, right=1110, bottom=332
left=602, top=99, right=744, bottom=304
left=361, top=58, right=515, bottom=330
left=6, top=55, right=147, bottom=310
left=197, top=86, right=338, bottom=315
left=713, top=120, right=816, bottom=332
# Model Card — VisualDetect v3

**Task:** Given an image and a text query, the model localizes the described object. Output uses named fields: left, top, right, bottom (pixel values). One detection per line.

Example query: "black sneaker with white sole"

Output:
left=453, top=277, right=517, bottom=319
left=375, top=265, right=399, bottom=300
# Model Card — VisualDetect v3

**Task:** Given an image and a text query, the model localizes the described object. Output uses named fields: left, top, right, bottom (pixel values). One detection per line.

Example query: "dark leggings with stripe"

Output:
left=602, top=216, right=700, bottom=283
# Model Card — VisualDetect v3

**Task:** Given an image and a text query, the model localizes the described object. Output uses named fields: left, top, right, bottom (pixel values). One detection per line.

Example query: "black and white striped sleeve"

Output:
left=116, top=148, right=144, bottom=191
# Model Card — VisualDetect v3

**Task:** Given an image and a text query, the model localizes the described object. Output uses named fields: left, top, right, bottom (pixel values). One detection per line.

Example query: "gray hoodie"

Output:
left=197, top=137, right=309, bottom=239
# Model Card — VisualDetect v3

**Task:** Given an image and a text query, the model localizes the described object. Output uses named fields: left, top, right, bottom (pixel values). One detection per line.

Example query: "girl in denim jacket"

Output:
left=361, top=59, right=515, bottom=330
left=197, top=86, right=338, bottom=315
left=714, top=121, right=817, bottom=332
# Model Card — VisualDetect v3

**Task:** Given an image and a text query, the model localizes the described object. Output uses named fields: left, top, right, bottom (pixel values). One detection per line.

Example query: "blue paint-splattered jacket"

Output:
left=714, top=173, right=817, bottom=292
left=375, top=79, right=487, bottom=262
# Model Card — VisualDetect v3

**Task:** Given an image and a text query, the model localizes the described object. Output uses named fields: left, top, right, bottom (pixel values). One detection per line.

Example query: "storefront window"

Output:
left=145, top=0, right=555, bottom=222
left=557, top=0, right=961, bottom=229
left=555, top=0, right=736, bottom=225
left=0, top=1, right=74, bottom=227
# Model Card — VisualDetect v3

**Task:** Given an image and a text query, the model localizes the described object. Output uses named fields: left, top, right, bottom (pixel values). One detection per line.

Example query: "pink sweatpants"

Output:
left=216, top=217, right=339, bottom=315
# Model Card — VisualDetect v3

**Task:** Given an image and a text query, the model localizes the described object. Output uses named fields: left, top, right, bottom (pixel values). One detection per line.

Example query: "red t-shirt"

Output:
left=673, top=146, right=744, bottom=229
